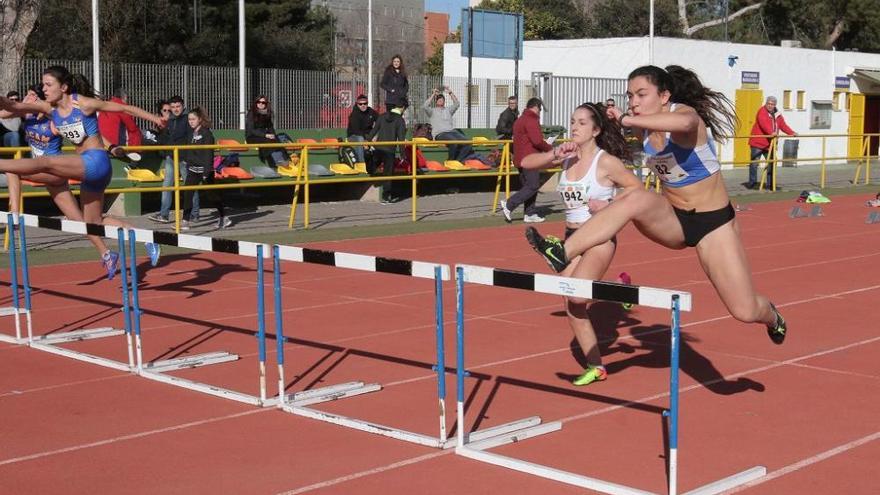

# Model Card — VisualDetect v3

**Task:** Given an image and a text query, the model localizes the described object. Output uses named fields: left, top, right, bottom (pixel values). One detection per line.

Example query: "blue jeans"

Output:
left=347, top=135, right=366, bottom=163
left=749, top=146, right=773, bottom=187
left=2, top=132, right=21, bottom=148
left=160, top=156, right=199, bottom=219
left=435, top=130, right=473, bottom=162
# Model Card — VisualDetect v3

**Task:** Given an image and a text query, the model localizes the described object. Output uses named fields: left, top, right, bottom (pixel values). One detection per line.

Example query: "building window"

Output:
left=796, top=90, right=805, bottom=110
left=832, top=90, right=845, bottom=111
left=783, top=90, right=792, bottom=110
left=810, top=101, right=832, bottom=129
left=524, top=84, right=537, bottom=99
left=494, top=85, right=510, bottom=105
left=468, top=84, right=480, bottom=105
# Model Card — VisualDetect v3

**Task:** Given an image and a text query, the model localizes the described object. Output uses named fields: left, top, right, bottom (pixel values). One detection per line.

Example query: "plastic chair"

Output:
left=125, top=167, right=164, bottom=182
left=250, top=165, right=282, bottom=179
left=217, top=139, right=249, bottom=152
left=329, top=163, right=361, bottom=175
left=297, top=138, right=322, bottom=150
left=354, top=162, right=368, bottom=174
left=464, top=159, right=492, bottom=170
left=277, top=164, right=301, bottom=177
left=424, top=160, right=450, bottom=172
left=444, top=160, right=470, bottom=171
left=412, top=136, right=440, bottom=148
left=216, top=167, right=254, bottom=180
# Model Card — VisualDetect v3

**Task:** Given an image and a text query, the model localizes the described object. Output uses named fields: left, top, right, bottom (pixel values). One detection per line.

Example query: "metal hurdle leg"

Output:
left=0, top=213, right=23, bottom=344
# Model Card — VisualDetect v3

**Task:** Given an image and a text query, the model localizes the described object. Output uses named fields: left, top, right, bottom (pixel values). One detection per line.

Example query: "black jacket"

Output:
left=380, top=68, right=409, bottom=107
left=495, top=107, right=518, bottom=138
left=367, top=112, right=406, bottom=152
left=181, top=126, right=215, bottom=177
left=245, top=111, right=276, bottom=141
left=159, top=110, right=190, bottom=157
left=347, top=106, right=379, bottom=137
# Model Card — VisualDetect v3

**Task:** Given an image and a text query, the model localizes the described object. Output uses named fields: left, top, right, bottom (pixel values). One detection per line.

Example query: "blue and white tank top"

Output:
left=51, top=94, right=100, bottom=145
left=642, top=104, right=720, bottom=188
left=23, top=114, right=62, bottom=156
left=556, top=149, right=615, bottom=224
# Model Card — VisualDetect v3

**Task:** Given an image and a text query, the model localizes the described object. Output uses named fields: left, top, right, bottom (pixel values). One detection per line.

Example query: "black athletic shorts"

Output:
left=673, top=202, right=736, bottom=247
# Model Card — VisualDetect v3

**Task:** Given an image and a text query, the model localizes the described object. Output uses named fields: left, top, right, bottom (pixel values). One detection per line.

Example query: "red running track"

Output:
left=1, top=194, right=879, bottom=494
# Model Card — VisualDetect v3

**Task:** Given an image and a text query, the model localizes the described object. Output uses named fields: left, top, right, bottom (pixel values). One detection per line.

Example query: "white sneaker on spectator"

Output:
left=499, top=200, right=512, bottom=223
left=180, top=220, right=190, bottom=231
left=218, top=216, right=233, bottom=229
left=523, top=214, right=545, bottom=223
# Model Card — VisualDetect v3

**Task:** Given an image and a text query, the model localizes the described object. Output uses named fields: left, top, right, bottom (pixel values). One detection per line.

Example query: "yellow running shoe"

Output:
left=572, top=366, right=607, bottom=386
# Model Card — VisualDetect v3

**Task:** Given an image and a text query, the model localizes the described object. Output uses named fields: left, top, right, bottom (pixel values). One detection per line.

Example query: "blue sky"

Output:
left=425, top=0, right=470, bottom=31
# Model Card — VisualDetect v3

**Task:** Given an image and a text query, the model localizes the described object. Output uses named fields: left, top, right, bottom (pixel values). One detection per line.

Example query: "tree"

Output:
left=475, top=0, right=589, bottom=40
left=761, top=0, right=880, bottom=51
left=1, top=0, right=42, bottom=91
left=422, top=32, right=461, bottom=76
left=585, top=0, right=682, bottom=38
left=678, top=0, right=764, bottom=37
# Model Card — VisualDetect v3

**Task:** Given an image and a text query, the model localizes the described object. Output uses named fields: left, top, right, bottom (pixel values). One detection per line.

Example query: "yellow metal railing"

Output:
left=0, top=132, right=875, bottom=234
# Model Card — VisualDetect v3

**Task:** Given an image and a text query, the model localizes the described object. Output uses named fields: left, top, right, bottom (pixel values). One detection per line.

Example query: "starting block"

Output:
left=867, top=211, right=880, bottom=224
left=789, top=205, right=823, bottom=218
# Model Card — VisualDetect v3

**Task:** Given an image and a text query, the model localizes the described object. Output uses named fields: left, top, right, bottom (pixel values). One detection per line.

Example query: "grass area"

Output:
left=2, top=183, right=877, bottom=269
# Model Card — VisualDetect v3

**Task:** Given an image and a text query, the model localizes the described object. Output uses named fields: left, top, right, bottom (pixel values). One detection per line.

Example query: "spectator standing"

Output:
left=1, top=91, right=23, bottom=149
left=346, top=94, right=378, bottom=163
left=495, top=95, right=518, bottom=139
left=500, top=97, right=552, bottom=223
left=423, top=86, right=475, bottom=162
left=180, top=107, right=231, bottom=230
left=148, top=95, right=198, bottom=223
left=245, top=96, right=288, bottom=166
left=366, top=105, right=406, bottom=204
left=98, top=88, right=143, bottom=149
left=380, top=55, right=409, bottom=114
left=747, top=96, right=796, bottom=190
left=605, top=98, right=617, bottom=109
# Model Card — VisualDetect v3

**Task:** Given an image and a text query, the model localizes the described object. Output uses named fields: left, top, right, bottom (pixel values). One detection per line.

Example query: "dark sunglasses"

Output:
left=256, top=100, right=268, bottom=104
left=356, top=102, right=368, bottom=106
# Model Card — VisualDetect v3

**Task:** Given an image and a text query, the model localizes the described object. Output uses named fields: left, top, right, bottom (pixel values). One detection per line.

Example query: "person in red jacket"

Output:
left=746, top=96, right=796, bottom=189
left=98, top=88, right=142, bottom=152
left=500, top=97, right=553, bottom=223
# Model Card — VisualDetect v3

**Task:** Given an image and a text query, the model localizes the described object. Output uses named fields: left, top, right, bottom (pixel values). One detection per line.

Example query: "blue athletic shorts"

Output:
left=80, top=148, right=112, bottom=192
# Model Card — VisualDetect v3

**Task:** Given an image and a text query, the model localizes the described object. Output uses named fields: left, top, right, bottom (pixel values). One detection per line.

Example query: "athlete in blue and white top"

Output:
left=520, top=102, right=641, bottom=386
left=525, top=66, right=788, bottom=348
left=0, top=66, right=164, bottom=279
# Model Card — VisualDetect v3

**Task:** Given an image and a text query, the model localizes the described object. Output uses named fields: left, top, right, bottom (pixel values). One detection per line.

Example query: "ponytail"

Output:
left=576, top=102, right=633, bottom=163
left=627, top=65, right=737, bottom=142
left=42, top=65, right=98, bottom=98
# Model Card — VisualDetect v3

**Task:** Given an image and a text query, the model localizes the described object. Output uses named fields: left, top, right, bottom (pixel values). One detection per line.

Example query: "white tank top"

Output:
left=556, top=149, right=615, bottom=224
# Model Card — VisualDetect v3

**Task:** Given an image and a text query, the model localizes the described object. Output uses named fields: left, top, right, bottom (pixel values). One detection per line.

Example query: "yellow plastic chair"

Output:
left=277, top=164, right=301, bottom=177
left=329, top=163, right=361, bottom=175
left=354, top=162, right=368, bottom=174
left=444, top=160, right=470, bottom=171
left=413, top=136, right=440, bottom=148
left=125, top=167, right=165, bottom=182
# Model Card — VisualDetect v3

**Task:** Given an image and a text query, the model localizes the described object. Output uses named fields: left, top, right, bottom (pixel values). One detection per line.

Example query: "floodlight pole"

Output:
left=649, top=0, right=655, bottom=64
left=467, top=7, right=473, bottom=129
left=91, top=0, right=100, bottom=93
left=238, top=0, right=246, bottom=130
left=367, top=0, right=373, bottom=107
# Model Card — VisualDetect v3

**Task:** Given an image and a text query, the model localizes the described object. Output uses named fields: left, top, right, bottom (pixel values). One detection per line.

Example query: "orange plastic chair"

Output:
left=297, top=138, right=322, bottom=150
left=424, top=160, right=449, bottom=172
left=464, top=159, right=492, bottom=170
left=22, top=180, right=45, bottom=187
left=217, top=139, right=249, bottom=152
left=216, top=167, right=254, bottom=180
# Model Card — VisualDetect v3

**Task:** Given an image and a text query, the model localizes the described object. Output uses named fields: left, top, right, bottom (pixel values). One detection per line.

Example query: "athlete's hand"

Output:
left=588, top=199, right=610, bottom=213
left=553, top=141, right=578, bottom=161
left=606, top=105, right=623, bottom=122
left=154, top=115, right=168, bottom=129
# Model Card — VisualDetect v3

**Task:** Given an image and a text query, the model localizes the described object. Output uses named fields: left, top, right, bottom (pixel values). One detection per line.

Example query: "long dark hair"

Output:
left=576, top=102, right=632, bottom=163
left=42, top=65, right=98, bottom=98
left=628, top=65, right=736, bottom=142
left=189, top=106, right=212, bottom=129
left=385, top=54, right=407, bottom=77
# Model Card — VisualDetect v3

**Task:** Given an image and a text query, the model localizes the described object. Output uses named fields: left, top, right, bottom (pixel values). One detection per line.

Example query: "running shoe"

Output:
left=145, top=242, right=161, bottom=267
left=523, top=214, right=546, bottom=223
left=102, top=251, right=119, bottom=281
left=147, top=213, right=170, bottom=223
left=217, top=216, right=233, bottom=229
left=572, top=366, right=607, bottom=386
left=767, top=302, right=787, bottom=345
left=180, top=220, right=190, bottom=231
left=499, top=200, right=512, bottom=223
left=525, top=226, right=568, bottom=273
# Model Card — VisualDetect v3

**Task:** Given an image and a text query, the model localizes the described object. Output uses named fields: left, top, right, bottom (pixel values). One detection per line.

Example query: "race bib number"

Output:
left=556, top=183, right=588, bottom=209
left=57, top=121, right=87, bottom=144
left=648, top=153, right=690, bottom=184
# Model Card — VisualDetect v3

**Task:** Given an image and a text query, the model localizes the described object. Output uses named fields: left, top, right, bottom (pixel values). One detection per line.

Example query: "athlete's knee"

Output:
left=728, top=299, right=763, bottom=323
left=566, top=297, right=591, bottom=311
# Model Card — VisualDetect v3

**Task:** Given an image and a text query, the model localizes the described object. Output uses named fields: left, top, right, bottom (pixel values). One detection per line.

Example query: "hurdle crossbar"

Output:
left=453, top=264, right=765, bottom=495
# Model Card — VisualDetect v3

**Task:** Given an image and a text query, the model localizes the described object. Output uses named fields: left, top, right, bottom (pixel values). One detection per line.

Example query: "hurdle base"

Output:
left=681, top=466, right=767, bottom=495
left=33, top=327, right=125, bottom=344
left=139, top=369, right=265, bottom=406
left=29, top=342, right=131, bottom=372
left=143, top=351, right=239, bottom=373
left=282, top=381, right=382, bottom=407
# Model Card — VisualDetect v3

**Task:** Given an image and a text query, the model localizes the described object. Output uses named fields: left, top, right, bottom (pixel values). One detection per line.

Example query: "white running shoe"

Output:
left=523, top=214, right=545, bottom=223
left=218, top=216, right=233, bottom=229
left=499, top=200, right=512, bottom=223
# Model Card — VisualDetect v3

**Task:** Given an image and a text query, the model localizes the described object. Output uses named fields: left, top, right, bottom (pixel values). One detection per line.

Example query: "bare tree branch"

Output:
left=1, top=0, right=43, bottom=90
left=684, top=2, right=764, bottom=37
left=677, top=0, right=690, bottom=32
left=824, top=18, right=846, bottom=49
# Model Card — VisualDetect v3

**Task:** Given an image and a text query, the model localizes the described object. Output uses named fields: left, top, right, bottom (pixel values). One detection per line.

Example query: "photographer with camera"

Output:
left=423, top=86, right=474, bottom=162
left=747, top=96, right=796, bottom=190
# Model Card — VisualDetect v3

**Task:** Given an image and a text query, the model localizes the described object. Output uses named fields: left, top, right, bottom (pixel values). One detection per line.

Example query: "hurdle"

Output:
left=453, top=264, right=766, bottom=495
left=789, top=205, right=823, bottom=218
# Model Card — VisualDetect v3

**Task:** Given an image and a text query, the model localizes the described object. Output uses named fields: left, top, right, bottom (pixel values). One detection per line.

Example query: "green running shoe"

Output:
left=572, top=366, right=607, bottom=386
left=621, top=302, right=634, bottom=312
left=525, top=227, right=569, bottom=273
left=767, top=302, right=787, bottom=345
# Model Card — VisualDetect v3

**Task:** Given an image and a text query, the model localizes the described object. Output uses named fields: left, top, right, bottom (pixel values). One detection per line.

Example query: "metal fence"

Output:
left=15, top=59, right=625, bottom=131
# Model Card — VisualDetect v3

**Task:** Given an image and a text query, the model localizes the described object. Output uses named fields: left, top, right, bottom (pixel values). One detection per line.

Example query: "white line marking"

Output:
left=0, top=374, right=131, bottom=399
left=0, top=409, right=270, bottom=466
left=722, top=431, right=880, bottom=494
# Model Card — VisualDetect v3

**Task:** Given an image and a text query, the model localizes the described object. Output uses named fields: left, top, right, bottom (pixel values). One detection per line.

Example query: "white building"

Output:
left=444, top=36, right=880, bottom=167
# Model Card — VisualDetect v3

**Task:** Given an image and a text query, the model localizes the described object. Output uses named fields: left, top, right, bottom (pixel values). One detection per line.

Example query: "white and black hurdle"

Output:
left=453, top=264, right=767, bottom=495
